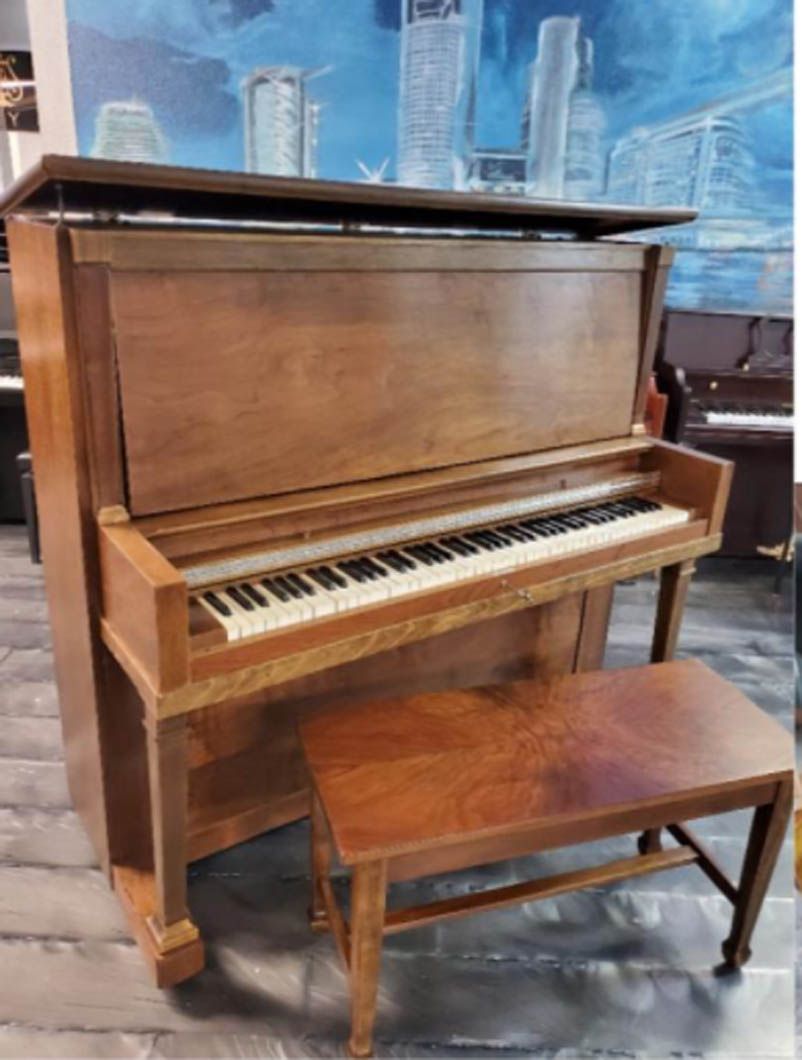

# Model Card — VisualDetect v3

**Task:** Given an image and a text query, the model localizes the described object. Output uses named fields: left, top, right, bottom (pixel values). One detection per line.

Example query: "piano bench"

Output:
left=299, top=659, right=792, bottom=1058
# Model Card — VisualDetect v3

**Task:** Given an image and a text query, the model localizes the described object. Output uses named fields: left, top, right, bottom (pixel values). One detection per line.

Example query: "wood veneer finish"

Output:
left=110, top=267, right=640, bottom=515
left=5, top=219, right=114, bottom=873
left=303, top=659, right=792, bottom=1056
left=302, top=659, right=791, bottom=865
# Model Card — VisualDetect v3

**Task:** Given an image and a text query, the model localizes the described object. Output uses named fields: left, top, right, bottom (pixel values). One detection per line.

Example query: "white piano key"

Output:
left=214, top=591, right=255, bottom=638
left=221, top=589, right=268, bottom=636
left=197, top=594, right=242, bottom=641
left=705, top=409, right=791, bottom=429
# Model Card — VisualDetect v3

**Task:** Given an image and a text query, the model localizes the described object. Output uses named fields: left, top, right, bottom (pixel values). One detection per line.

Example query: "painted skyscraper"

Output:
left=90, top=100, right=168, bottom=164
left=397, top=0, right=484, bottom=190
left=608, top=112, right=754, bottom=212
left=243, top=66, right=322, bottom=178
left=522, top=16, right=581, bottom=198
left=563, top=38, right=605, bottom=200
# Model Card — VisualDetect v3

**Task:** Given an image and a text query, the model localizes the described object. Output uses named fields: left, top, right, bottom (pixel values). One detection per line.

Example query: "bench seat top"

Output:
left=300, top=659, right=792, bottom=864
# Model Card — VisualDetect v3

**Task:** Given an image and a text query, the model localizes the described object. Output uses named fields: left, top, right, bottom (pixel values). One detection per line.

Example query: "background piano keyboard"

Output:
left=695, top=403, right=792, bottom=430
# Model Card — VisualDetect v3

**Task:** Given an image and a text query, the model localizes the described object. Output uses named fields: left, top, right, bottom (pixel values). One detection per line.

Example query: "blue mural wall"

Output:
left=65, top=0, right=792, bottom=314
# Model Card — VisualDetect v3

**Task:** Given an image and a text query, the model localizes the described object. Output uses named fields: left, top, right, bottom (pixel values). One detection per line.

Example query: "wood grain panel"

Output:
left=6, top=220, right=113, bottom=872
left=301, top=658, right=793, bottom=864
left=110, top=269, right=641, bottom=515
left=71, top=229, right=649, bottom=272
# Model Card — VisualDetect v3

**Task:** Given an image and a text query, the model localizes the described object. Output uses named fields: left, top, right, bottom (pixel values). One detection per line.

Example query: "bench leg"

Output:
left=348, top=859, right=387, bottom=1059
left=722, top=779, right=793, bottom=969
left=309, top=789, right=330, bottom=931
left=637, top=828, right=662, bottom=854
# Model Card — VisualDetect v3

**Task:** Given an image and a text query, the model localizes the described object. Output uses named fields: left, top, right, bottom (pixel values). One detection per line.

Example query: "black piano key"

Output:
left=261, top=578, right=291, bottom=603
left=503, top=524, right=533, bottom=542
left=487, top=529, right=514, bottom=545
left=376, top=551, right=405, bottom=573
left=540, top=519, right=567, bottom=534
left=379, top=552, right=408, bottom=573
left=276, top=574, right=303, bottom=598
left=240, top=582, right=269, bottom=607
left=321, top=565, right=349, bottom=588
left=405, top=546, right=433, bottom=565
left=227, top=585, right=255, bottom=611
left=421, top=544, right=447, bottom=563
left=365, top=557, right=391, bottom=577
left=354, top=559, right=379, bottom=580
left=390, top=549, right=417, bottom=569
left=450, top=536, right=480, bottom=553
left=308, top=568, right=336, bottom=590
left=203, top=590, right=231, bottom=617
left=289, top=572, right=316, bottom=596
left=442, top=537, right=471, bottom=556
left=427, top=543, right=452, bottom=560
left=339, top=561, right=367, bottom=583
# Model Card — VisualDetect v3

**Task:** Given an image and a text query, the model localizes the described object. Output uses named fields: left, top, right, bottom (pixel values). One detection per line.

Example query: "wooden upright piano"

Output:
left=657, top=308, right=792, bottom=557
left=2, top=156, right=730, bottom=986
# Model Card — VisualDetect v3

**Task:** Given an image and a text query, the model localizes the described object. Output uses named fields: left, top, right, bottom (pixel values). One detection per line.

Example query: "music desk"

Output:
left=300, top=659, right=792, bottom=1057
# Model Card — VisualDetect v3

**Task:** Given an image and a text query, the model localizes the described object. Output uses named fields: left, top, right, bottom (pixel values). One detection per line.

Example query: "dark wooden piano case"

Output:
left=657, top=308, right=792, bottom=558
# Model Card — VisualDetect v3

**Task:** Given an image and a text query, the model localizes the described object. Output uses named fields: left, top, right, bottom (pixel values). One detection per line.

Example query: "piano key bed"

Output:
left=194, top=495, right=690, bottom=642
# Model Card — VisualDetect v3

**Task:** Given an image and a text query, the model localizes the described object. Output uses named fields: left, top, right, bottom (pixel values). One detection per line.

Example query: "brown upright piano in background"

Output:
left=1, top=156, right=730, bottom=986
left=657, top=308, right=792, bottom=557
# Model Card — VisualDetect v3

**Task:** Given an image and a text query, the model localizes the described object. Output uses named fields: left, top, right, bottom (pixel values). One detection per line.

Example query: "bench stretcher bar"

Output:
left=316, top=824, right=740, bottom=965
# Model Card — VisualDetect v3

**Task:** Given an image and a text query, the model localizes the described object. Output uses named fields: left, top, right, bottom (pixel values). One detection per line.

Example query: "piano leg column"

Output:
left=639, top=559, right=697, bottom=856
left=143, top=711, right=202, bottom=964
left=650, top=559, right=696, bottom=664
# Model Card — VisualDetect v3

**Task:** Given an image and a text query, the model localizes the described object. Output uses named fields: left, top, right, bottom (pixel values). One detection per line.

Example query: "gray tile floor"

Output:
left=0, top=526, right=794, bottom=1059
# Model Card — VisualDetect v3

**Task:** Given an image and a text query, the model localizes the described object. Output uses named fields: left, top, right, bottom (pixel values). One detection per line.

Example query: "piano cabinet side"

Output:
left=5, top=218, right=117, bottom=875
left=645, top=438, right=733, bottom=539
left=655, top=360, right=692, bottom=444
left=98, top=520, right=190, bottom=695
left=645, top=440, right=732, bottom=662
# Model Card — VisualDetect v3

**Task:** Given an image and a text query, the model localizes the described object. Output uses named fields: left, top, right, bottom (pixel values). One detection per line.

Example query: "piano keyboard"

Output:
left=195, top=495, right=689, bottom=642
left=698, top=404, right=791, bottom=429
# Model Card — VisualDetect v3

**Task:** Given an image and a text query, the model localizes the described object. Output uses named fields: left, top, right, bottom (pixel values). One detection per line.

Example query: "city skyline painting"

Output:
left=65, top=0, right=792, bottom=314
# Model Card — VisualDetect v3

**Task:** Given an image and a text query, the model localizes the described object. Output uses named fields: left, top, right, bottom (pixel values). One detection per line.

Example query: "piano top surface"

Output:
left=0, top=155, right=697, bottom=238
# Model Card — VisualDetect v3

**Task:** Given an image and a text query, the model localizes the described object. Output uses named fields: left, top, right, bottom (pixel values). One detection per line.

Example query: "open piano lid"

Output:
left=0, top=155, right=696, bottom=237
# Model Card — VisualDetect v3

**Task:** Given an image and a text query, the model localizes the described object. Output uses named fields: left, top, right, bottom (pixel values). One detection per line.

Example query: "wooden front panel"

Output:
left=110, top=267, right=642, bottom=515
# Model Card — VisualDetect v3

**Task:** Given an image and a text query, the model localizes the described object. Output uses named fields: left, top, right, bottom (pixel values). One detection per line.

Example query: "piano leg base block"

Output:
left=112, top=865, right=205, bottom=987
left=309, top=907, right=330, bottom=933
left=347, top=1038, right=374, bottom=1058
